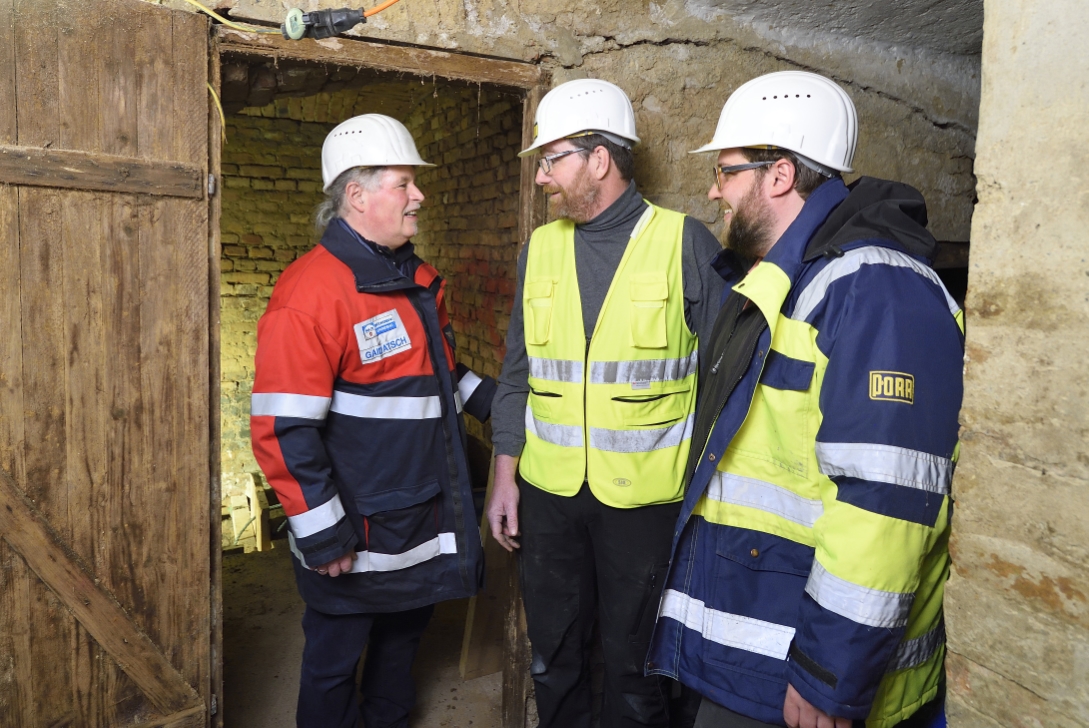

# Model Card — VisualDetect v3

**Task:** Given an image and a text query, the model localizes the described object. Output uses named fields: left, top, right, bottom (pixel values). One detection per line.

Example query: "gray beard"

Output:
left=548, top=171, right=600, bottom=224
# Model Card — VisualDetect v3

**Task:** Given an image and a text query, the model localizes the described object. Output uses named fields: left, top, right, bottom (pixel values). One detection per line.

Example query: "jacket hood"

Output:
left=803, top=177, right=937, bottom=264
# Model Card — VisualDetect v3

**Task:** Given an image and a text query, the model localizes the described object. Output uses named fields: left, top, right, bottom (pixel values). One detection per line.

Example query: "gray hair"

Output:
left=314, top=166, right=386, bottom=232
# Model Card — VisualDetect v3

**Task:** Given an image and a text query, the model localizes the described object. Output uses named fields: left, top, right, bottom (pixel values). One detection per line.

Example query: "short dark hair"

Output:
left=740, top=147, right=838, bottom=200
left=567, top=133, right=635, bottom=182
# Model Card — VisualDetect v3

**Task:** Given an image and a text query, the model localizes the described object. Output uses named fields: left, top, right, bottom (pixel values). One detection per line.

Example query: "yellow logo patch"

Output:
left=869, top=371, right=914, bottom=404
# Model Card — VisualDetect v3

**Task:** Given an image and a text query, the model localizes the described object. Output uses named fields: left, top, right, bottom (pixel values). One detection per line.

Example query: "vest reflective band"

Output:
left=519, top=204, right=697, bottom=507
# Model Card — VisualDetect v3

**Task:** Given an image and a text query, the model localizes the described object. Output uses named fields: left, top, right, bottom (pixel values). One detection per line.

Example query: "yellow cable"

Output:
left=207, top=82, right=227, bottom=145
left=364, top=0, right=404, bottom=17
left=179, top=0, right=281, bottom=33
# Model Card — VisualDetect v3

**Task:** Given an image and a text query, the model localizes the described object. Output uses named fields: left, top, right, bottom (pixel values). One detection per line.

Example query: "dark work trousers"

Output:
left=518, top=476, right=682, bottom=728
left=693, top=690, right=945, bottom=728
left=296, top=603, right=435, bottom=728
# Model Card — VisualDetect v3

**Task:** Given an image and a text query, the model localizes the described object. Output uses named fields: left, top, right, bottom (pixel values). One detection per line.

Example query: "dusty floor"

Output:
left=222, top=544, right=502, bottom=727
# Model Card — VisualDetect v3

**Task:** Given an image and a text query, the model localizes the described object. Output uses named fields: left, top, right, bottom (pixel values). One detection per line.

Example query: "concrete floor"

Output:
left=222, top=545, right=502, bottom=727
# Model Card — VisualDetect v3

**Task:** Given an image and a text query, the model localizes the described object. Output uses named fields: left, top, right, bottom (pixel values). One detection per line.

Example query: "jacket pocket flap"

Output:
left=715, top=529, right=813, bottom=576
left=760, top=350, right=815, bottom=391
left=355, top=479, right=441, bottom=516
left=525, top=278, right=554, bottom=299
left=630, top=273, right=668, bottom=302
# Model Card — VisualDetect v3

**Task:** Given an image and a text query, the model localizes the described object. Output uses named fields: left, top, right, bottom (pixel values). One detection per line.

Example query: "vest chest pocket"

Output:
left=525, top=278, right=556, bottom=346
left=629, top=273, right=669, bottom=349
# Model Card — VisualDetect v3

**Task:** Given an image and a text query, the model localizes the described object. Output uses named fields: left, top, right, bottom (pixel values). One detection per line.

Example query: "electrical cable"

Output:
left=233, top=515, right=257, bottom=545
left=364, top=0, right=404, bottom=17
left=206, top=82, right=227, bottom=144
left=179, top=0, right=281, bottom=33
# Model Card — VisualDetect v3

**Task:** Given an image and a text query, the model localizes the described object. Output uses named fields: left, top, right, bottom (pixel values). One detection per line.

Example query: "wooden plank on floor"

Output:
left=216, top=26, right=543, bottom=89
left=460, top=453, right=511, bottom=679
left=0, top=145, right=205, bottom=198
left=0, top=467, right=204, bottom=716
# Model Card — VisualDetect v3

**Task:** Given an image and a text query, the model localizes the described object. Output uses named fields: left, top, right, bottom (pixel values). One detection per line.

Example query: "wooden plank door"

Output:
left=0, top=0, right=216, bottom=726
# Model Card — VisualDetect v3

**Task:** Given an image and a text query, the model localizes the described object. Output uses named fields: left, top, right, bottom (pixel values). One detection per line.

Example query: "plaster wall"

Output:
left=945, top=1, right=1089, bottom=725
left=182, top=0, right=981, bottom=242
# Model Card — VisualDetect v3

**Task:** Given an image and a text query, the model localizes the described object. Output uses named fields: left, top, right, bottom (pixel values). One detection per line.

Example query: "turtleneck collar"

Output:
left=577, top=180, right=646, bottom=234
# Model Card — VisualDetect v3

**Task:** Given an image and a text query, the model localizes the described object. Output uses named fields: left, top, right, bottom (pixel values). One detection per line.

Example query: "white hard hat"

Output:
left=321, top=114, right=434, bottom=191
left=518, top=78, right=640, bottom=157
left=692, top=71, right=858, bottom=174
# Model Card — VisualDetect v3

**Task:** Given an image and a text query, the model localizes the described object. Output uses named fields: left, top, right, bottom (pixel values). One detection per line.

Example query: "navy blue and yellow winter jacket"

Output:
left=646, top=177, right=964, bottom=726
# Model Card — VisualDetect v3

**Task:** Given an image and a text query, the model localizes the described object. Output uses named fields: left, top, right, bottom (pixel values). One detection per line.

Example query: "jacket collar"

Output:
left=320, top=218, right=419, bottom=293
left=761, top=177, right=849, bottom=286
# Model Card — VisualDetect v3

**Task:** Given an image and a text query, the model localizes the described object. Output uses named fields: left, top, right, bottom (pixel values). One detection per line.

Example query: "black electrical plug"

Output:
left=281, top=7, right=366, bottom=40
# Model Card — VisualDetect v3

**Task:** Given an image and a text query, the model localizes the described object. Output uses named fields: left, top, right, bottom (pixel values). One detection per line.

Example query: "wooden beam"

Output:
left=0, top=144, right=204, bottom=198
left=0, top=467, right=203, bottom=716
left=215, top=27, right=543, bottom=90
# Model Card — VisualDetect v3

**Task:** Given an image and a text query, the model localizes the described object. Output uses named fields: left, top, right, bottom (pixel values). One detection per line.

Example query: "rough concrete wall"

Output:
left=404, top=86, right=524, bottom=445
left=945, top=1, right=1089, bottom=726
left=207, top=0, right=981, bottom=242
left=219, top=111, right=330, bottom=499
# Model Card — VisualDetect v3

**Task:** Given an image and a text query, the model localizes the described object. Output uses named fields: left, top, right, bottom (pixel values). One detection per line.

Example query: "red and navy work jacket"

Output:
left=251, top=218, right=495, bottom=614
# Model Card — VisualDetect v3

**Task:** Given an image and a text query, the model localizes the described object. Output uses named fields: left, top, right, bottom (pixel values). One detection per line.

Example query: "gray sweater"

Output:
left=491, top=181, right=725, bottom=457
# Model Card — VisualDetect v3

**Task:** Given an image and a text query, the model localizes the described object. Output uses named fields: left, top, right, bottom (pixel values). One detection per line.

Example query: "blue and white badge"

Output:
left=354, top=309, right=412, bottom=364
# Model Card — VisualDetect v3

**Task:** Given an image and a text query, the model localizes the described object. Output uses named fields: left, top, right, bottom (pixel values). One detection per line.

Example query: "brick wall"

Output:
left=405, top=86, right=525, bottom=444
left=219, top=87, right=523, bottom=505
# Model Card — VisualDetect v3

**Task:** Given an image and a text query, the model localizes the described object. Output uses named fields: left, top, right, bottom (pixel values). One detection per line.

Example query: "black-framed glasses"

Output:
left=538, top=148, right=587, bottom=174
left=713, top=161, right=774, bottom=190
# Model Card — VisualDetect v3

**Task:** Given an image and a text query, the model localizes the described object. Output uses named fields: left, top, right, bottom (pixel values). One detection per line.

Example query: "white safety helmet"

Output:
left=692, top=71, right=858, bottom=174
left=519, top=78, right=640, bottom=157
left=321, top=114, right=434, bottom=191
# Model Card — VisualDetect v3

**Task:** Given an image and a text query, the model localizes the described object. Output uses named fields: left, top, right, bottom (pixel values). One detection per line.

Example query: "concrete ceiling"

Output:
left=703, top=0, right=984, bottom=56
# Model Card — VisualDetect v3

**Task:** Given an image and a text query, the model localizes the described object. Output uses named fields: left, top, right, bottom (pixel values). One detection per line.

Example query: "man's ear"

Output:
left=766, top=158, right=797, bottom=199
left=590, top=146, right=612, bottom=181
left=345, top=180, right=368, bottom=213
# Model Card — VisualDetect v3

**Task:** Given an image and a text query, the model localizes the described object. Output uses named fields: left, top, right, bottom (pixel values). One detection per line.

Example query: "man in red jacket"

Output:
left=250, top=114, right=496, bottom=728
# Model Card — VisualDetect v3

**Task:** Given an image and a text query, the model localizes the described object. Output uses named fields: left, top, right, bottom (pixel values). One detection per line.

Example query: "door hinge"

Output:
left=210, top=693, right=218, bottom=716
left=208, top=174, right=217, bottom=196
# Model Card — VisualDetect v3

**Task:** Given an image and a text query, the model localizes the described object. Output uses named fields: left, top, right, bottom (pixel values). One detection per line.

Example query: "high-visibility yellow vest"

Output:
left=519, top=204, right=698, bottom=508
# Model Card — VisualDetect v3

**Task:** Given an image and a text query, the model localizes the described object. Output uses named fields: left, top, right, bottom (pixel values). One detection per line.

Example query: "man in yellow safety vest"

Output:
left=486, top=78, right=725, bottom=728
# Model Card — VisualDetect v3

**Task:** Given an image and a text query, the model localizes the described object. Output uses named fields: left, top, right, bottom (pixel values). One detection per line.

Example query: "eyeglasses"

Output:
left=538, top=148, right=587, bottom=174
left=712, top=161, right=774, bottom=190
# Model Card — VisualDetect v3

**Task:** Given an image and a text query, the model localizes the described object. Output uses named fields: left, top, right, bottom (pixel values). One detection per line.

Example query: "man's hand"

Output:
left=783, top=684, right=851, bottom=728
left=486, top=455, right=521, bottom=552
left=312, top=550, right=355, bottom=577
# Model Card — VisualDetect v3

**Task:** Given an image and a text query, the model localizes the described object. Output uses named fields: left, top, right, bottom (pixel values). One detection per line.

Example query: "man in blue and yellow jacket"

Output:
left=647, top=72, right=963, bottom=728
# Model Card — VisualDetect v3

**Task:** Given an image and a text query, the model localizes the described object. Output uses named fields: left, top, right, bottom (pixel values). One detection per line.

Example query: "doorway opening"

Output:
left=211, top=34, right=542, bottom=727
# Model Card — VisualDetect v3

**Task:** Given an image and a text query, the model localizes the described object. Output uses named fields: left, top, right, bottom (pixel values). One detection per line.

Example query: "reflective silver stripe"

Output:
left=251, top=392, right=331, bottom=420
left=659, top=589, right=795, bottom=660
left=330, top=391, right=442, bottom=420
left=589, top=414, right=694, bottom=454
left=887, top=621, right=945, bottom=673
left=815, top=442, right=952, bottom=494
left=805, top=562, right=914, bottom=628
left=525, top=405, right=584, bottom=447
left=528, top=357, right=583, bottom=383
left=791, top=246, right=962, bottom=323
left=458, top=370, right=483, bottom=402
left=707, top=471, right=823, bottom=528
left=589, top=352, right=698, bottom=385
left=289, top=532, right=457, bottom=572
left=454, top=391, right=464, bottom=414
left=287, top=495, right=346, bottom=539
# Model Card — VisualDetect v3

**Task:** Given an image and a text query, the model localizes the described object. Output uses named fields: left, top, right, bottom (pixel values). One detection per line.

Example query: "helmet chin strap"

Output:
left=795, top=153, right=838, bottom=178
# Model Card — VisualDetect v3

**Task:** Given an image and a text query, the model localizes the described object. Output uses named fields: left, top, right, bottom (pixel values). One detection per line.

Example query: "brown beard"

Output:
left=545, top=166, right=600, bottom=224
left=724, top=177, right=775, bottom=263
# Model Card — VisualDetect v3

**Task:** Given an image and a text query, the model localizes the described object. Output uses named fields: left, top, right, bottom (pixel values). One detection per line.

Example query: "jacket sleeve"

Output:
left=490, top=242, right=531, bottom=457
left=456, top=363, right=498, bottom=422
left=250, top=307, right=358, bottom=566
left=786, top=252, right=963, bottom=718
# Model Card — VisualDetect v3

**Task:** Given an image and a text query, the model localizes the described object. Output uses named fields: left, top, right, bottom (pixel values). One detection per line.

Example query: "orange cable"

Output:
left=364, top=0, right=404, bottom=18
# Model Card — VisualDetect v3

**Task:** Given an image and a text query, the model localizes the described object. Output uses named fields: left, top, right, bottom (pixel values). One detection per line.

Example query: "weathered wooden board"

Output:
left=0, top=468, right=202, bottom=715
left=0, top=145, right=205, bottom=198
left=216, top=26, right=543, bottom=89
left=518, top=84, right=548, bottom=245
left=460, top=454, right=511, bottom=679
left=0, top=0, right=214, bottom=725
